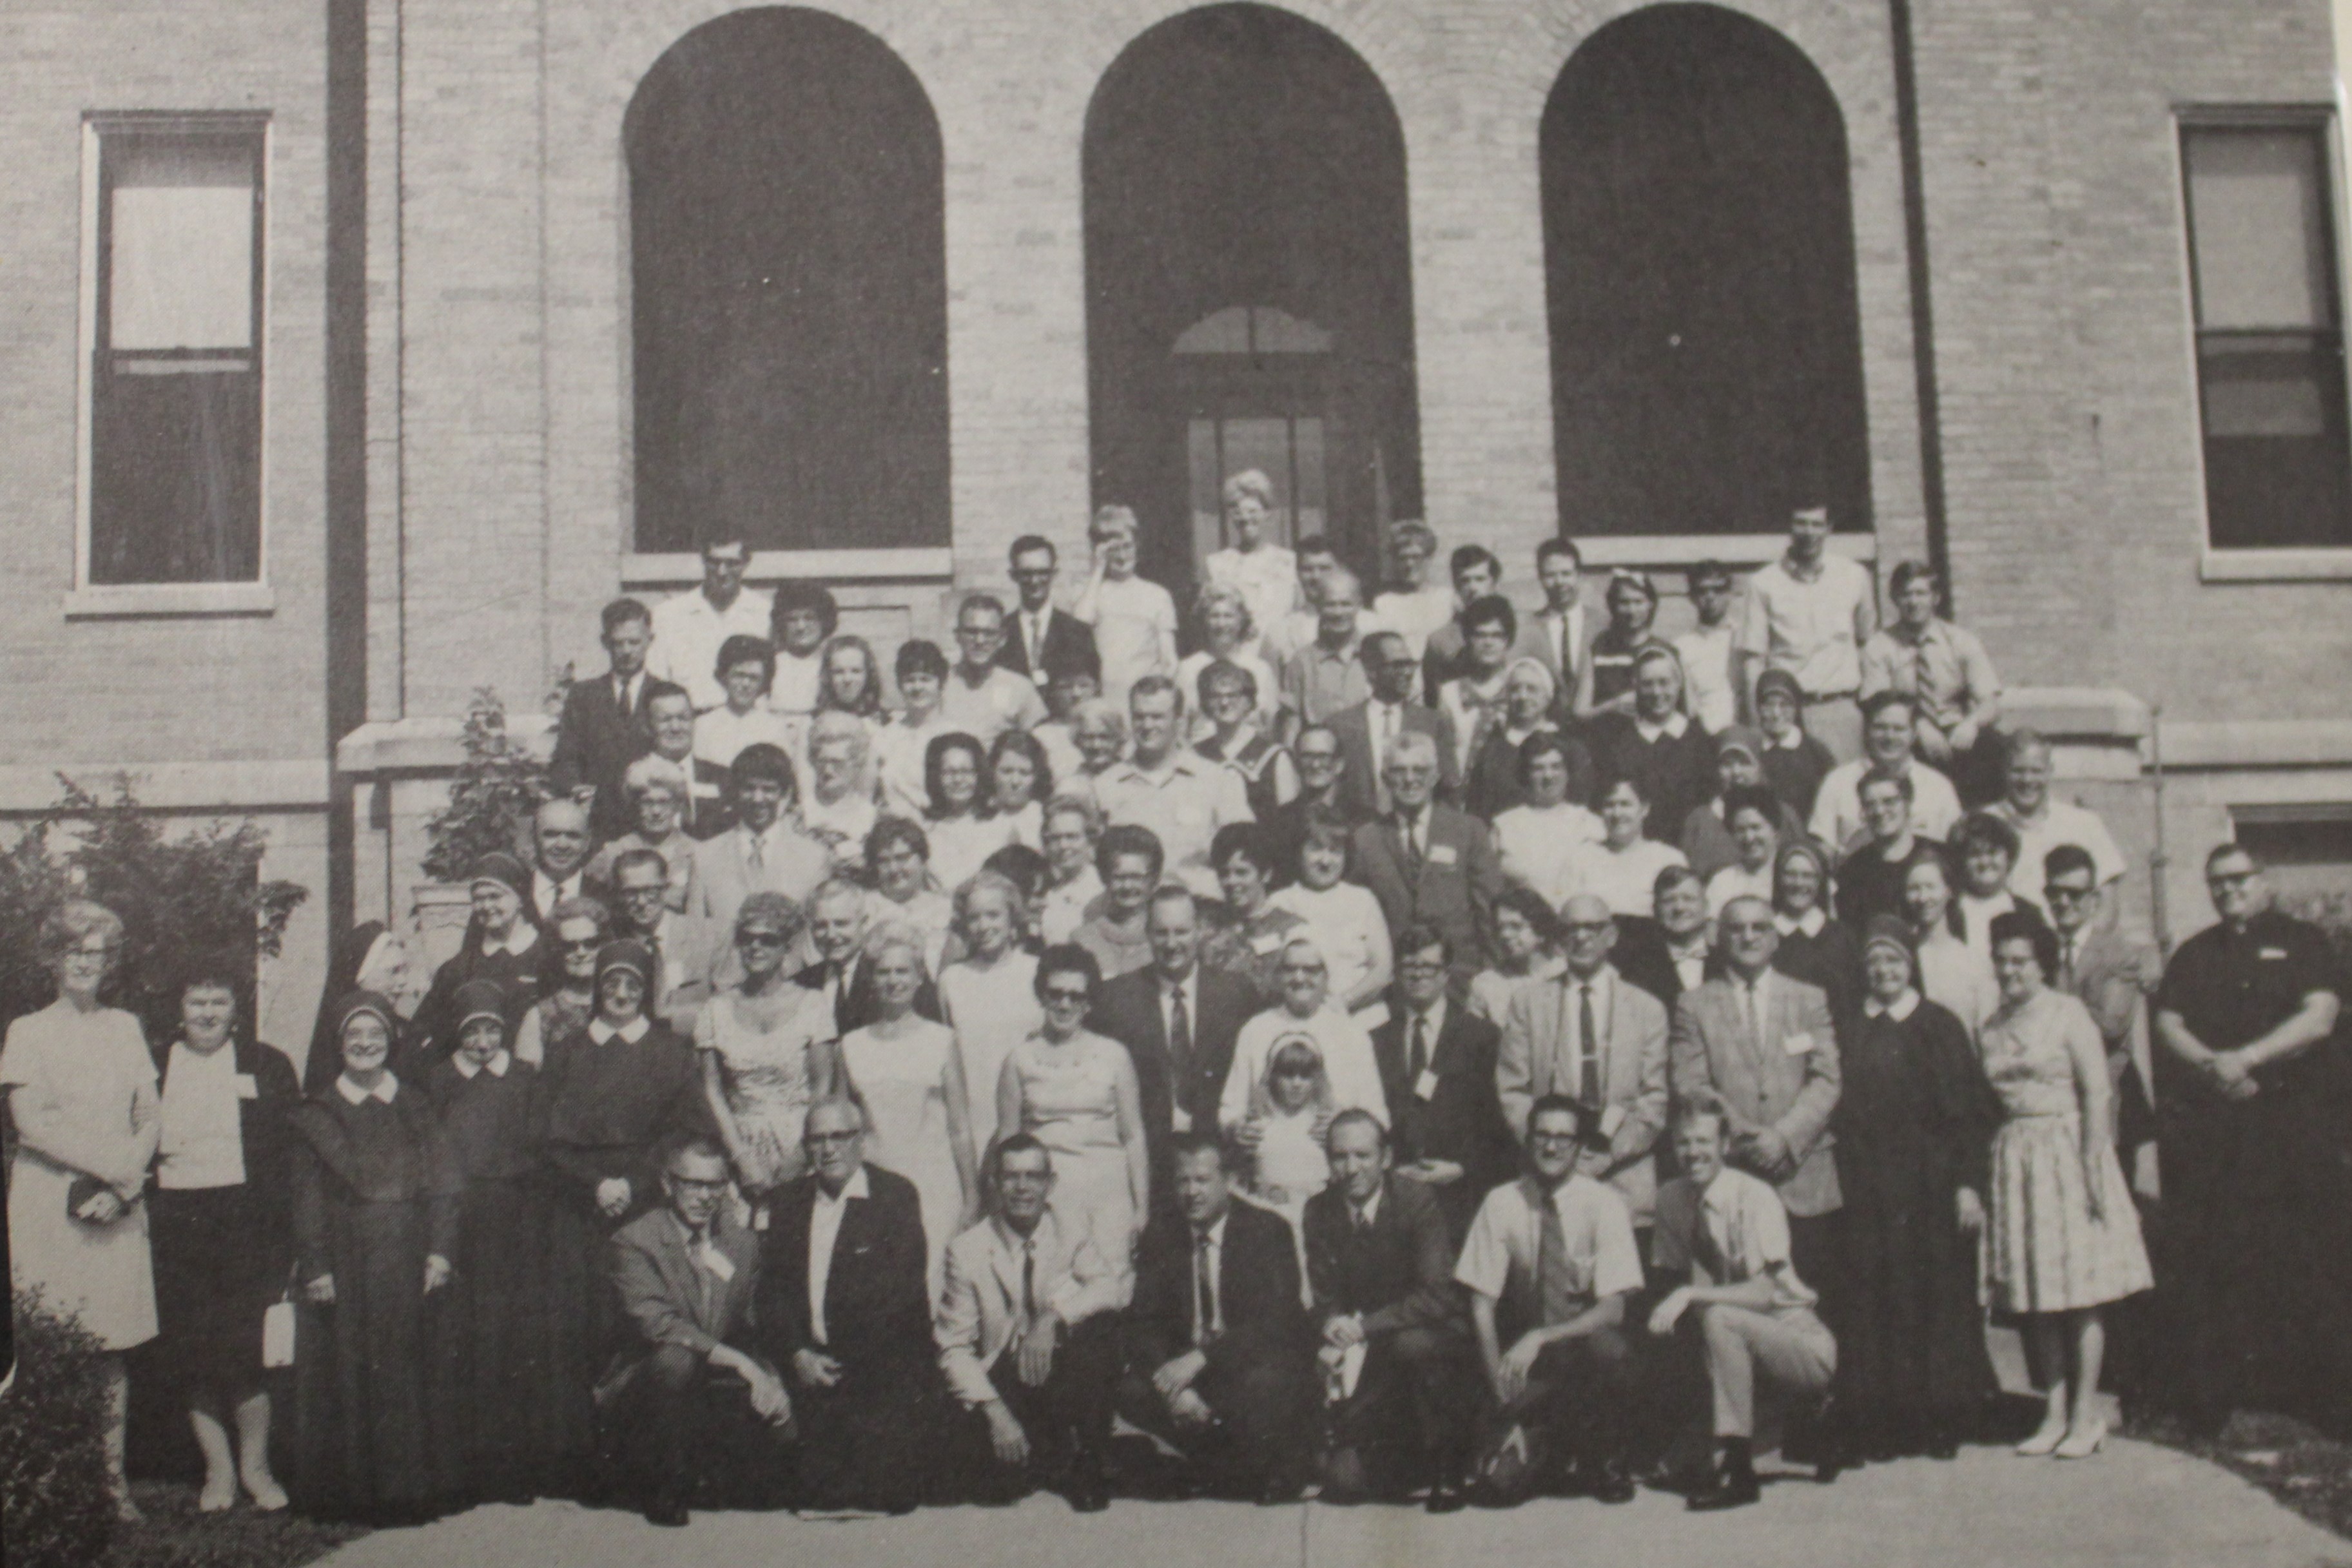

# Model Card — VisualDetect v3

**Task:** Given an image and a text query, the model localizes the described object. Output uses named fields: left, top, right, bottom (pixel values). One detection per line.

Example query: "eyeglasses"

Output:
left=1529, top=1132, right=1584, bottom=1148
left=806, top=1130, right=862, bottom=1148
left=2044, top=885, right=2096, bottom=904
left=558, top=937, right=603, bottom=954
left=737, top=931, right=792, bottom=948
left=669, top=1176, right=729, bottom=1195
left=1396, top=959, right=1447, bottom=975
left=1041, top=987, right=1091, bottom=1005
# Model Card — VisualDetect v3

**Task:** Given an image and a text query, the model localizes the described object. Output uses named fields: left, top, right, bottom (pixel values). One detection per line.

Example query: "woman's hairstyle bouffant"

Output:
left=41, top=899, right=124, bottom=965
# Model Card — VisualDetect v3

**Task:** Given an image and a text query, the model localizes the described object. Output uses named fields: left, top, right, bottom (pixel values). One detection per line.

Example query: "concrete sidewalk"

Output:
left=316, top=1438, right=2351, bottom=1568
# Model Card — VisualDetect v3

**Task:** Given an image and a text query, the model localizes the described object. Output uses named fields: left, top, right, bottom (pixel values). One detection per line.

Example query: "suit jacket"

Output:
left=758, top=1164, right=934, bottom=1373
left=1327, top=700, right=1460, bottom=819
left=1348, top=806, right=1502, bottom=980
left=1368, top=1000, right=1514, bottom=1238
left=995, top=606, right=1100, bottom=684
left=1127, top=1199, right=1309, bottom=1379
left=1611, top=917, right=1722, bottom=1014
left=607, top=1205, right=766, bottom=1391
left=149, top=1035, right=301, bottom=1272
left=1514, top=608, right=1586, bottom=720
left=935, top=1209, right=1132, bottom=1406
left=2059, top=924, right=2157, bottom=1150
left=673, top=756, right=741, bottom=840
left=1494, top=965, right=1671, bottom=1222
left=639, top=912, right=726, bottom=1038
left=1301, top=1175, right=1464, bottom=1339
left=1091, top=966, right=1258, bottom=1194
left=1669, top=974, right=1843, bottom=1216
left=692, top=824, right=833, bottom=931
left=549, top=671, right=652, bottom=842
left=793, top=955, right=944, bottom=1034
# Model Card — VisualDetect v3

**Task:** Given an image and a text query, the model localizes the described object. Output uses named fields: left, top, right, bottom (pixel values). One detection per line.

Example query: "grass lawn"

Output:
left=106, top=1481, right=370, bottom=1568
left=2124, top=1408, right=2352, bottom=1544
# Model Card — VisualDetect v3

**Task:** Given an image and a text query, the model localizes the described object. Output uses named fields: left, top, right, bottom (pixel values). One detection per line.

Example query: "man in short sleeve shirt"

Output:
left=1735, top=507, right=1876, bottom=762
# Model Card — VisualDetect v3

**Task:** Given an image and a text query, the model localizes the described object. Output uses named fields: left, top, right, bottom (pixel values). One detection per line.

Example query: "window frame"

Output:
left=2176, top=105, right=2352, bottom=581
left=70, top=112, right=275, bottom=617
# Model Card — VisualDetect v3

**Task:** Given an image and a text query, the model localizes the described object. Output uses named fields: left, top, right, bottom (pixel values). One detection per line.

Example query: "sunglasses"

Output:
left=738, top=931, right=792, bottom=947
left=1041, top=988, right=1091, bottom=1005
left=558, top=937, right=603, bottom=954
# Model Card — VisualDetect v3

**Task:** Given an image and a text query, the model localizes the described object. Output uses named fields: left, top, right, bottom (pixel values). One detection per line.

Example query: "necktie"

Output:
left=747, top=831, right=766, bottom=869
left=1537, top=1192, right=1578, bottom=1327
left=1689, top=1201, right=1733, bottom=1285
left=1744, top=980, right=1764, bottom=1048
left=1193, top=1232, right=1217, bottom=1345
left=1021, top=1238, right=1036, bottom=1332
left=1578, top=985, right=1601, bottom=1105
left=1169, top=983, right=1193, bottom=1092
left=1030, top=615, right=1045, bottom=673
left=1409, top=1014, right=1430, bottom=1083
left=2060, top=935, right=2078, bottom=989
left=617, top=675, right=633, bottom=719
left=1355, top=1202, right=1373, bottom=1237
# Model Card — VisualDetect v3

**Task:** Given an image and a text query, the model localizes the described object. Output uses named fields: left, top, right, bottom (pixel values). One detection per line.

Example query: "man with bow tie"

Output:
left=937, top=1136, right=1130, bottom=1511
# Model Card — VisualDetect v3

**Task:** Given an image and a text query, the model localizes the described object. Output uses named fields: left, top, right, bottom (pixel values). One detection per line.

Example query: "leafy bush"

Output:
left=0, top=777, right=307, bottom=1044
left=1, top=1293, right=119, bottom=1568
left=420, top=686, right=552, bottom=885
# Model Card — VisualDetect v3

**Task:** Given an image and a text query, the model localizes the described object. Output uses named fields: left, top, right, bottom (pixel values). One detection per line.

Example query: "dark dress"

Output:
left=1833, top=844, right=1910, bottom=929
left=148, top=1036, right=301, bottom=1391
left=1776, top=917, right=1867, bottom=1047
left=410, top=928, right=547, bottom=1074
left=1834, top=998, right=2000, bottom=1437
left=1584, top=624, right=1651, bottom=713
left=423, top=1056, right=555, bottom=1497
left=1760, top=734, right=1836, bottom=825
left=1464, top=726, right=1596, bottom=820
left=287, top=1082, right=463, bottom=1517
left=537, top=1019, right=712, bottom=1467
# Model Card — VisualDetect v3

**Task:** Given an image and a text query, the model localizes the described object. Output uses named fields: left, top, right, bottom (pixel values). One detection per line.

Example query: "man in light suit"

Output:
left=1370, top=924, right=1517, bottom=1243
left=1327, top=632, right=1459, bottom=818
left=1348, top=730, right=1501, bottom=987
left=758, top=1097, right=938, bottom=1515
left=1667, top=897, right=1844, bottom=1349
left=692, top=742, right=831, bottom=933
left=938, top=1136, right=1129, bottom=1511
left=1497, top=894, right=1671, bottom=1242
left=604, top=1137, right=791, bottom=1526
left=608, top=847, right=724, bottom=1038
left=996, top=534, right=1101, bottom=685
left=1515, top=537, right=1588, bottom=724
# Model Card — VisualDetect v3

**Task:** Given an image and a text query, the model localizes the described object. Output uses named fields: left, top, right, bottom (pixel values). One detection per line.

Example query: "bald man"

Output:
left=1496, top=895, right=1671, bottom=1237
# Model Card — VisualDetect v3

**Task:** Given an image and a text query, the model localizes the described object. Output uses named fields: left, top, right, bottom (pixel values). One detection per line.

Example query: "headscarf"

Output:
left=328, top=990, right=400, bottom=1061
left=1773, top=838, right=1834, bottom=915
left=1860, top=914, right=1914, bottom=963
left=1501, top=657, right=1558, bottom=726
left=1753, top=668, right=1806, bottom=713
left=1248, top=1034, right=1336, bottom=1123
left=1715, top=725, right=1767, bottom=767
left=451, top=979, right=509, bottom=1037
left=594, top=938, right=655, bottom=992
left=467, top=852, right=532, bottom=901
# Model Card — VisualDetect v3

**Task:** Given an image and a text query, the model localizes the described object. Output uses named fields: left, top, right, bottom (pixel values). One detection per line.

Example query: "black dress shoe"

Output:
left=1067, top=1479, right=1111, bottom=1514
left=643, top=1500, right=690, bottom=1528
left=1685, top=1467, right=1760, bottom=1512
left=1424, top=1476, right=1468, bottom=1514
left=1591, top=1461, right=1635, bottom=1505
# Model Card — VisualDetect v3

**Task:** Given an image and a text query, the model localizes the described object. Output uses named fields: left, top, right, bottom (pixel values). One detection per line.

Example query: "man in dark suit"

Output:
left=996, top=534, right=1101, bottom=684
left=1585, top=645, right=1718, bottom=844
left=1613, top=866, right=1720, bottom=1012
left=1089, top=886, right=1257, bottom=1210
left=1349, top=730, right=1502, bottom=986
left=1305, top=1110, right=1475, bottom=1511
left=550, top=597, right=656, bottom=842
left=605, top=1137, right=791, bottom=1525
left=1117, top=1132, right=1314, bottom=1503
left=1370, top=923, right=1515, bottom=1243
left=757, top=1097, right=938, bottom=1515
left=794, top=878, right=942, bottom=1032
left=639, top=681, right=738, bottom=840
left=1328, top=632, right=1459, bottom=818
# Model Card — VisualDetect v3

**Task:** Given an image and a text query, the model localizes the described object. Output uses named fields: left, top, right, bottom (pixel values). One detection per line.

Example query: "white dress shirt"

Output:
left=647, top=585, right=776, bottom=712
left=808, top=1165, right=871, bottom=1346
left=532, top=869, right=585, bottom=925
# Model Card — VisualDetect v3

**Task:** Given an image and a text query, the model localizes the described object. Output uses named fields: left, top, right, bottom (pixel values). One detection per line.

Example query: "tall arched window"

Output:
left=1542, top=5, right=1869, bottom=537
left=628, top=8, right=948, bottom=554
left=1084, top=3, right=1421, bottom=597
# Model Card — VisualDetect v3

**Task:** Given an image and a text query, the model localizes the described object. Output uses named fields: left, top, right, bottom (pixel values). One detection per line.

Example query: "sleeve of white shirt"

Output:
left=1749, top=1181, right=1795, bottom=1272
left=1589, top=1188, right=1645, bottom=1299
left=1735, top=572, right=1773, bottom=661
left=1220, top=1018, right=1267, bottom=1131
left=1013, top=675, right=1049, bottom=733
left=1805, top=766, right=1850, bottom=847
left=1452, top=1188, right=1513, bottom=1299
left=1912, top=766, right=1964, bottom=839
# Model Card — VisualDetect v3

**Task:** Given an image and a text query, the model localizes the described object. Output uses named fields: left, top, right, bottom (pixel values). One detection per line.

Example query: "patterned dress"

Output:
left=1981, top=987, right=2153, bottom=1313
left=696, top=982, right=832, bottom=1188
left=1001, top=1031, right=1138, bottom=1254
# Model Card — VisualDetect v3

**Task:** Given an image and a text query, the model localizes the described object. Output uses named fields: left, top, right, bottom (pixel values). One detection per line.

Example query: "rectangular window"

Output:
left=85, top=117, right=266, bottom=586
left=2181, top=119, right=2352, bottom=550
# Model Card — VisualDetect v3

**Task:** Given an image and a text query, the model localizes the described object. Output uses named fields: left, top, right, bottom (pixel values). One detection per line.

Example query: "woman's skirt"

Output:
left=150, top=1183, right=286, bottom=1387
left=1987, top=1113, right=2152, bottom=1313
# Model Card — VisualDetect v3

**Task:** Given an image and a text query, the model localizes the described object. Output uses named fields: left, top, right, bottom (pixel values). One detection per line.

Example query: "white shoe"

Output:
left=2054, top=1422, right=2107, bottom=1460
left=2014, top=1421, right=2067, bottom=1457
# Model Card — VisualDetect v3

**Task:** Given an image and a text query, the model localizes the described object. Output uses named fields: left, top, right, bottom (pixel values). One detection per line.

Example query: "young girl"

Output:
left=1574, top=570, right=1663, bottom=721
left=1246, top=1035, right=1337, bottom=1222
left=986, top=728, right=1055, bottom=852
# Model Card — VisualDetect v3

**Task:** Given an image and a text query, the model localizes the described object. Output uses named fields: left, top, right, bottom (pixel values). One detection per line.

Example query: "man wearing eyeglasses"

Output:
left=941, top=592, right=1049, bottom=745
left=759, top=1096, right=936, bottom=1515
left=2151, top=844, right=2346, bottom=1437
left=996, top=535, right=1100, bottom=687
left=608, top=848, right=721, bottom=1036
left=607, top=1137, right=792, bottom=1527
left=646, top=537, right=774, bottom=713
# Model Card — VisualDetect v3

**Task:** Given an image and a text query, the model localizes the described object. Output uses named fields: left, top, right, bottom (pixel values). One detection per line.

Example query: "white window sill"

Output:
left=1565, top=534, right=1876, bottom=568
left=621, top=548, right=954, bottom=590
left=2199, top=547, right=2352, bottom=583
left=62, top=581, right=276, bottom=619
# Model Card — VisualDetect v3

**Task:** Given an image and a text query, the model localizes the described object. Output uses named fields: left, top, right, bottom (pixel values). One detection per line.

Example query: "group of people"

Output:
left=4, top=489, right=2343, bottom=1530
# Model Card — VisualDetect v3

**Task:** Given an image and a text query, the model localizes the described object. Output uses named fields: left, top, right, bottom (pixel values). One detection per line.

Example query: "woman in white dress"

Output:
left=938, top=872, right=1041, bottom=1163
left=985, top=729, right=1053, bottom=853
left=1238, top=1035, right=1337, bottom=1226
left=923, top=732, right=1020, bottom=897
left=1900, top=847, right=1999, bottom=1047
left=1567, top=775, right=1689, bottom=920
left=2, top=900, right=161, bottom=1517
left=697, top=893, right=837, bottom=1207
left=863, top=817, right=957, bottom=980
left=1491, top=731, right=1606, bottom=910
left=996, top=945, right=1148, bottom=1255
left=836, top=924, right=977, bottom=1295
left=1037, top=794, right=1105, bottom=946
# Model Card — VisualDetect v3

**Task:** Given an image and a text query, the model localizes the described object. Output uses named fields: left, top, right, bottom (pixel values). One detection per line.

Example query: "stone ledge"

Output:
left=336, top=714, right=556, bottom=775
left=2158, top=719, right=2352, bottom=770
left=2003, top=686, right=2151, bottom=744
left=0, top=759, right=331, bottom=813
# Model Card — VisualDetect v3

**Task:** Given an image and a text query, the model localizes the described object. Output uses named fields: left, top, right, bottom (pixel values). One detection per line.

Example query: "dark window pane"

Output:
left=89, top=367, right=262, bottom=583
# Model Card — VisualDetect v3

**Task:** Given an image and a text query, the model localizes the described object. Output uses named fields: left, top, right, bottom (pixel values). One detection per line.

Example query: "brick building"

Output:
left=3, top=0, right=2348, bottom=1068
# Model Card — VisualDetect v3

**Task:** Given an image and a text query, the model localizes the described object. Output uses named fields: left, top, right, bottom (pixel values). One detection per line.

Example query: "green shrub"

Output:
left=0, top=777, right=307, bottom=1044
left=421, top=686, right=553, bottom=885
left=1, top=1292, right=119, bottom=1568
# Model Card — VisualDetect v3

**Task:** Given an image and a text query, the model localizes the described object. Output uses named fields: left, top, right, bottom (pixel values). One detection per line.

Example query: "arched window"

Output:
left=1084, top=3, right=1421, bottom=596
left=627, top=8, right=948, bottom=555
left=1542, top=4, right=1870, bottom=537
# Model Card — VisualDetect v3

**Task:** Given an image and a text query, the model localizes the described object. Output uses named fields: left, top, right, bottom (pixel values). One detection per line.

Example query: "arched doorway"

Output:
left=1084, top=3, right=1421, bottom=601
left=627, top=8, right=948, bottom=555
left=1542, top=4, right=1870, bottom=538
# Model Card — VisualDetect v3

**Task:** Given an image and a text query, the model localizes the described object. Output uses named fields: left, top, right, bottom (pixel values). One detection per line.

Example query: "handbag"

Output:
left=262, top=1263, right=303, bottom=1370
left=65, top=1174, right=118, bottom=1224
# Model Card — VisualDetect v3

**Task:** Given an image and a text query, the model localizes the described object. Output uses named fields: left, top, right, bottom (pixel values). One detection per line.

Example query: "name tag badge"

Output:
left=1414, top=1069, right=1441, bottom=1101
left=1782, top=1031, right=1816, bottom=1057
left=1249, top=929, right=1285, bottom=956
left=234, top=1073, right=260, bottom=1101
left=1427, top=843, right=1459, bottom=867
left=2260, top=947, right=2289, bottom=962
left=1599, top=1105, right=1627, bottom=1140
left=700, top=1245, right=737, bottom=1282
